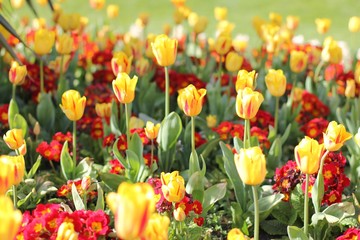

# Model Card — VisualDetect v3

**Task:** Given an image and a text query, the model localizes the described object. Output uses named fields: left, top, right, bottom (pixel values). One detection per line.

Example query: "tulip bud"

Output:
left=34, top=122, right=41, bottom=136
left=130, top=116, right=145, bottom=129
left=59, top=90, right=86, bottom=121
left=265, top=69, right=287, bottom=97
left=206, top=114, right=217, bottom=128
left=145, top=121, right=160, bottom=140
left=111, top=51, right=133, bottom=76
left=0, top=156, right=15, bottom=194
left=56, top=34, right=73, bottom=55
left=321, top=37, right=342, bottom=64
left=236, top=87, right=264, bottom=120
left=151, top=34, right=178, bottom=67
left=286, top=15, right=299, bottom=31
left=290, top=50, right=308, bottom=73
left=34, top=29, right=55, bottom=56
left=235, top=147, right=266, bottom=186
left=269, top=12, right=282, bottom=26
left=81, top=176, right=91, bottom=191
left=173, top=8, right=186, bottom=25
left=193, top=16, right=208, bottom=34
left=11, top=155, right=25, bottom=185
left=56, top=222, right=79, bottom=240
left=177, top=84, right=207, bottom=117
left=112, top=73, right=138, bottom=104
left=232, top=35, right=249, bottom=53
left=95, top=102, right=112, bottom=119
left=345, top=79, right=356, bottom=98
left=227, top=228, right=246, bottom=240
left=323, top=121, right=352, bottom=152
left=349, top=16, right=360, bottom=33
left=107, top=4, right=119, bottom=19
left=235, top=70, right=256, bottom=91
left=214, top=35, right=232, bottom=56
left=295, top=136, right=323, bottom=174
left=37, top=0, right=47, bottom=6
left=225, top=51, right=243, bottom=72
left=214, top=7, right=228, bottom=21
left=174, top=207, right=186, bottom=221
left=161, top=171, right=186, bottom=203
left=0, top=196, right=23, bottom=240
left=9, top=61, right=27, bottom=86
left=3, top=129, right=25, bottom=151
left=315, top=18, right=331, bottom=34
left=89, top=0, right=105, bottom=10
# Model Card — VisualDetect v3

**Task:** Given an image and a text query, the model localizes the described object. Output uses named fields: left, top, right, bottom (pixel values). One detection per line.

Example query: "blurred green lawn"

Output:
left=3, top=0, right=360, bottom=49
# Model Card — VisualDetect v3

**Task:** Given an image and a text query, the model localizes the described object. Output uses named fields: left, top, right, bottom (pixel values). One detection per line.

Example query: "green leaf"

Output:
left=185, top=171, right=204, bottom=203
left=8, top=99, right=19, bottom=129
left=311, top=173, right=324, bottom=213
left=231, top=202, right=249, bottom=235
left=287, top=226, right=309, bottom=240
left=189, top=151, right=200, bottom=176
left=249, top=193, right=284, bottom=213
left=322, top=202, right=355, bottom=224
left=113, top=139, right=130, bottom=169
left=110, top=100, right=122, bottom=136
left=71, top=183, right=85, bottom=210
left=17, top=191, right=33, bottom=207
left=95, top=183, right=104, bottom=211
left=27, top=156, right=41, bottom=179
left=196, top=138, right=220, bottom=159
left=271, top=201, right=298, bottom=225
left=261, top=220, right=288, bottom=236
left=267, top=137, right=282, bottom=171
left=74, top=157, right=93, bottom=179
left=157, top=112, right=182, bottom=151
left=0, top=33, right=22, bottom=63
left=36, top=93, right=55, bottom=130
left=128, top=133, right=143, bottom=161
left=202, top=182, right=227, bottom=215
left=100, top=172, right=128, bottom=192
left=280, top=123, right=292, bottom=145
left=60, top=141, right=74, bottom=180
left=233, top=137, right=243, bottom=153
left=13, top=114, right=28, bottom=137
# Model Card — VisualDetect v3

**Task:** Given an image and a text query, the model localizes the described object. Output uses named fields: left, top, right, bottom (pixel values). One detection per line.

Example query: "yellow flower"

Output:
left=214, top=34, right=232, bottom=55
left=145, top=121, right=161, bottom=140
left=315, top=18, right=331, bottom=34
left=236, top=87, right=263, bottom=120
left=161, top=171, right=186, bottom=203
left=95, top=103, right=112, bottom=119
left=89, top=0, right=105, bottom=10
left=138, top=12, right=150, bottom=27
left=60, top=90, right=87, bottom=121
left=227, top=228, right=246, bottom=240
left=106, top=182, right=155, bottom=240
left=130, top=116, right=145, bottom=129
left=11, top=155, right=25, bottom=185
left=111, top=51, right=133, bottom=76
left=234, top=146, right=266, bottom=186
left=3, top=129, right=26, bottom=151
left=141, top=213, right=170, bottom=240
left=48, top=55, right=71, bottom=74
left=345, top=79, right=356, bottom=98
left=232, top=35, right=249, bottom=53
left=37, top=0, right=47, bottom=6
left=323, top=121, right=352, bottom=152
left=112, top=73, right=138, bottom=104
left=174, top=207, right=186, bottom=222
left=9, top=61, right=27, bottom=86
left=269, top=12, right=282, bottom=26
left=56, top=34, right=73, bottom=55
left=206, top=115, right=217, bottom=128
left=151, top=34, right=178, bottom=67
left=294, top=136, right=324, bottom=174
left=286, top=15, right=300, bottom=31
left=56, top=222, right=78, bottom=240
left=177, top=84, right=207, bottom=117
left=262, top=23, right=280, bottom=54
left=107, top=4, right=119, bottom=19
left=173, top=8, right=186, bottom=25
left=214, top=7, right=228, bottom=21
left=193, top=16, right=208, bottom=34
left=225, top=51, right=243, bottom=73
left=34, top=29, right=55, bottom=55
left=354, top=128, right=360, bottom=147
left=58, top=13, right=81, bottom=32
left=349, top=16, right=360, bottom=32
left=0, top=196, right=22, bottom=239
left=252, top=16, right=266, bottom=38
left=265, top=69, right=287, bottom=97
left=11, top=0, right=25, bottom=9
left=290, top=50, right=308, bottom=73
left=0, top=155, right=25, bottom=193
left=135, top=58, right=150, bottom=77
left=321, top=37, right=342, bottom=64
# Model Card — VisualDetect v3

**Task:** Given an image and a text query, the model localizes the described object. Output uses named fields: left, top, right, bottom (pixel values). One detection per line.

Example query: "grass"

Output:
left=3, top=0, right=360, bottom=49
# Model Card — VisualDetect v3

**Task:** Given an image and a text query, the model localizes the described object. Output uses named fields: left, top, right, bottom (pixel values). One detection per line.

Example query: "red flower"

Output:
left=193, top=217, right=204, bottom=226
left=109, top=159, right=124, bottom=174
left=337, top=227, right=360, bottom=240
left=86, top=210, right=110, bottom=236
left=192, top=200, right=203, bottom=215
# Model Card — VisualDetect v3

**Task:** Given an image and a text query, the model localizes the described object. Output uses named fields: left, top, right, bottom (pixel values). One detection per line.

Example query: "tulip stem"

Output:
left=125, top=103, right=130, bottom=146
left=252, top=186, right=260, bottom=240
left=57, top=54, right=65, bottom=102
left=150, top=139, right=154, bottom=169
left=12, top=185, right=17, bottom=209
left=244, top=119, right=251, bottom=148
left=318, top=150, right=330, bottom=175
left=304, top=173, right=310, bottom=236
left=274, top=96, right=279, bottom=135
left=191, top=116, right=196, bottom=154
left=73, top=120, right=77, bottom=167
left=164, top=66, right=170, bottom=117
left=218, top=55, right=223, bottom=85
left=314, top=60, right=324, bottom=83
left=40, top=58, right=44, bottom=95
left=12, top=84, right=16, bottom=101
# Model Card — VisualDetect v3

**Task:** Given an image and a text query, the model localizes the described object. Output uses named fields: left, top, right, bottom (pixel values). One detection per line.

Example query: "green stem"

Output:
left=150, top=140, right=154, bottom=168
left=12, top=185, right=17, bottom=209
left=191, top=116, right=196, bottom=154
left=218, top=55, right=223, bottom=85
left=125, top=103, right=130, bottom=146
left=244, top=119, right=251, bottom=148
left=252, top=186, right=259, bottom=240
left=73, top=121, right=77, bottom=168
left=49, top=160, right=56, bottom=173
left=228, top=72, right=234, bottom=98
left=314, top=60, right=324, bottom=83
left=12, top=84, right=16, bottom=101
left=304, top=173, right=310, bottom=236
left=243, top=119, right=248, bottom=148
left=164, top=66, right=170, bottom=117
left=318, top=150, right=330, bottom=175
left=274, top=96, right=279, bottom=135
left=40, top=58, right=44, bottom=95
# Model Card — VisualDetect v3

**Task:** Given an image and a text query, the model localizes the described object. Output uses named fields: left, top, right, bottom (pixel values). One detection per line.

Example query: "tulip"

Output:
left=227, top=228, right=246, bottom=240
left=141, top=213, right=170, bottom=240
left=145, top=121, right=160, bottom=140
left=323, top=121, right=352, bottom=152
left=321, top=37, right=342, bottom=64
left=265, top=69, right=287, bottom=97
left=107, top=4, right=119, bottom=19
left=235, top=70, right=256, bottom=91
left=34, top=29, right=55, bottom=56
left=129, top=116, right=145, bottom=129
left=112, top=73, right=138, bottom=104
left=206, top=115, right=217, bottom=128
left=174, top=207, right=186, bottom=222
left=345, top=79, right=356, bottom=98
left=269, top=12, right=282, bottom=26
left=294, top=136, right=323, bottom=174
left=214, top=35, right=232, bottom=56
left=135, top=58, right=150, bottom=77
left=0, top=156, right=15, bottom=195
left=315, top=18, right=331, bottom=34
left=234, top=146, right=266, bottom=186
left=214, top=7, right=227, bottom=21
left=56, top=34, right=73, bottom=55
left=235, top=87, right=264, bottom=120
left=161, top=171, right=186, bottom=203
left=60, top=90, right=86, bottom=121
left=225, top=51, right=243, bottom=73
left=193, top=16, right=208, bottom=35
left=3, top=129, right=25, bottom=151
left=290, top=50, right=308, bottom=73
left=151, top=34, right=178, bottom=67
left=49, top=55, right=71, bottom=74
left=286, top=15, right=299, bottom=31
left=95, top=103, right=112, bottom=119
left=37, top=0, right=47, bottom=6
left=354, top=128, right=360, bottom=147
left=138, top=12, right=149, bottom=27
left=349, top=16, right=360, bottom=32
left=9, top=61, right=27, bottom=86
left=0, top=196, right=22, bottom=239
left=89, top=0, right=105, bottom=10
left=173, top=8, right=186, bottom=25
left=232, top=35, right=249, bottom=53
left=11, top=0, right=25, bottom=9
left=177, top=84, right=206, bottom=117
left=58, top=13, right=81, bottom=32
left=106, top=182, right=155, bottom=239
left=56, top=222, right=78, bottom=240
left=111, top=51, right=133, bottom=76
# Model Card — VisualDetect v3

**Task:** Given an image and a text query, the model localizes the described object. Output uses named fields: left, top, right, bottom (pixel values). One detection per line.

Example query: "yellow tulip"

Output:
left=234, top=146, right=266, bottom=186
left=349, top=16, right=360, bottom=32
left=173, top=8, right=186, bottom=25
left=60, top=90, right=87, bottom=121
left=323, top=121, right=352, bottom=152
left=345, top=79, right=356, bottom=98
left=107, top=4, right=119, bottom=19
left=0, top=196, right=22, bottom=239
left=214, top=7, right=228, bottom=21
left=161, top=171, right=186, bottom=203
left=214, top=34, right=232, bottom=55
left=112, top=73, right=138, bottom=104
left=141, top=213, right=170, bottom=240
left=37, top=0, right=47, bottom=6
left=58, top=13, right=81, bottom=32
left=321, top=37, right=342, bottom=64
left=236, top=87, right=264, bottom=120
left=232, top=35, right=249, bottom=53
left=95, top=103, right=112, bottom=119
left=3, top=129, right=25, bottom=151
left=106, top=182, right=155, bottom=239
left=206, top=114, right=217, bottom=128
left=130, top=116, right=145, bottom=129
left=227, top=228, right=246, bottom=240
left=0, top=156, right=15, bottom=194
left=89, top=0, right=105, bottom=10
left=34, top=29, right=55, bottom=56
left=269, top=12, right=282, bottom=26
left=145, top=121, right=161, bottom=140
left=193, top=16, right=208, bottom=34
left=262, top=23, right=280, bottom=54
left=56, top=34, right=73, bottom=55
left=138, top=12, right=150, bottom=27
left=11, top=155, right=25, bottom=185
left=163, top=24, right=172, bottom=36
left=265, top=69, right=287, bottom=97
left=11, top=0, right=25, bottom=9
left=135, top=58, right=150, bottom=77
left=294, top=136, right=324, bottom=174
left=225, top=51, right=243, bottom=73
left=111, top=51, right=133, bottom=76
left=32, top=17, right=47, bottom=30
left=174, top=207, right=186, bottom=222
left=286, top=15, right=300, bottom=31
left=9, top=61, right=27, bottom=86
left=177, top=84, right=207, bottom=117
left=315, top=18, right=331, bottom=34
left=151, top=34, right=178, bottom=67
left=48, top=55, right=71, bottom=74
left=290, top=50, right=308, bottom=73
left=236, top=70, right=257, bottom=92
left=252, top=16, right=266, bottom=38
left=56, top=222, right=78, bottom=240
left=354, top=128, right=360, bottom=147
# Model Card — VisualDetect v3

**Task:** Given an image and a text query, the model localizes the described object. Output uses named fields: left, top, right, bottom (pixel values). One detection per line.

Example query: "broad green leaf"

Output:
left=157, top=112, right=182, bottom=151
left=110, top=100, right=122, bottom=136
left=231, top=202, right=249, bottom=235
left=74, top=157, right=93, bottom=179
left=233, top=137, right=243, bottom=153
left=100, top=172, right=128, bottom=192
left=60, top=141, right=74, bottom=180
left=71, top=183, right=85, bottom=210
left=202, top=182, right=227, bottom=214
left=267, top=137, right=282, bottom=171
left=36, top=93, right=55, bottom=130
left=186, top=171, right=204, bottom=203
left=17, top=191, right=33, bottom=207
left=8, top=99, right=19, bottom=129
left=311, top=173, right=324, bottom=213
left=128, top=133, right=143, bottom=161
left=196, top=138, right=220, bottom=159
left=95, top=183, right=104, bottom=211
left=287, top=226, right=309, bottom=240
left=13, top=114, right=28, bottom=137
left=322, top=202, right=355, bottom=224
left=189, top=151, right=200, bottom=176
left=113, top=139, right=130, bottom=169
left=27, top=156, right=41, bottom=179
left=249, top=193, right=284, bottom=213
left=280, top=123, right=292, bottom=145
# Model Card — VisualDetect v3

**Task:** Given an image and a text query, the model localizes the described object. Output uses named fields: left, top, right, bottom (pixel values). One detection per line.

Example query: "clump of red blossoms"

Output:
left=36, top=132, right=72, bottom=162
left=336, top=227, right=360, bottom=239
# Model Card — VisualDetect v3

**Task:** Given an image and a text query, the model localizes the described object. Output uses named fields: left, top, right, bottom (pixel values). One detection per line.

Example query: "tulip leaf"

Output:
left=25, top=0, right=39, bottom=17
left=312, top=173, right=324, bottom=213
left=267, top=137, right=282, bottom=173
left=95, top=183, right=104, bottom=211
left=280, top=123, right=292, bottom=145
left=322, top=202, right=355, bottom=224
left=36, top=93, right=55, bottom=131
left=0, top=14, right=30, bottom=50
left=287, top=226, right=309, bottom=240
left=60, top=141, right=74, bottom=180
left=112, top=139, right=130, bottom=169
left=189, top=150, right=200, bottom=176
left=249, top=193, right=284, bottom=213
left=71, top=183, right=85, bottom=210
left=74, top=157, right=94, bottom=179
left=128, top=133, right=143, bottom=161
left=110, top=101, right=122, bottom=136
left=196, top=138, right=221, bottom=159
left=202, top=182, right=227, bottom=215
left=27, top=156, right=42, bottom=179
left=13, top=113, right=28, bottom=137
left=233, top=137, right=243, bottom=153
left=100, top=172, right=128, bottom=192
left=157, top=111, right=182, bottom=151
left=8, top=99, right=19, bottom=129
left=186, top=171, right=204, bottom=203
left=17, top=191, right=33, bottom=208
left=126, top=150, right=141, bottom=182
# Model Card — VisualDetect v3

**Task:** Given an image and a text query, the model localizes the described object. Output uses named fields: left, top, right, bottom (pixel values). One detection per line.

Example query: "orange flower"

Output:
left=323, top=121, right=352, bottom=151
left=60, top=90, right=87, bottom=121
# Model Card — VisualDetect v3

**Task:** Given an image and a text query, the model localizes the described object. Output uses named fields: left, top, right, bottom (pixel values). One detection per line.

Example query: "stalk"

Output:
left=164, top=66, right=170, bottom=117
left=252, top=186, right=260, bottom=240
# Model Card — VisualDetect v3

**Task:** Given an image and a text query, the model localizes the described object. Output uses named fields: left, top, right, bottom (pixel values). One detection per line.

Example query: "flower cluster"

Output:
left=57, top=177, right=98, bottom=201
left=300, top=117, right=329, bottom=143
left=0, top=104, right=9, bottom=134
left=336, top=227, right=360, bottom=239
left=36, top=132, right=72, bottom=162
